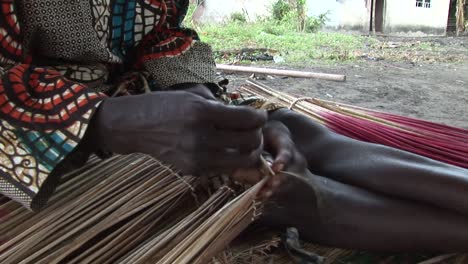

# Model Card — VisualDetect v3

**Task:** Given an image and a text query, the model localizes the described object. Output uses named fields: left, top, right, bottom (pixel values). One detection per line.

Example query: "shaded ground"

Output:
left=223, top=37, right=468, bottom=129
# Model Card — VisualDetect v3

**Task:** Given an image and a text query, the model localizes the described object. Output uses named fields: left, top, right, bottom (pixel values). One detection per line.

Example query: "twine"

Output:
left=289, top=97, right=315, bottom=111
left=251, top=200, right=264, bottom=221
left=155, top=159, right=197, bottom=193
left=222, top=185, right=237, bottom=196
left=174, top=172, right=201, bottom=205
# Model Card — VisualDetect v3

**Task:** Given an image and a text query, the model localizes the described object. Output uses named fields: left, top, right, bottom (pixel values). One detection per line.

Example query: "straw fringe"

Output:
left=0, top=154, right=268, bottom=263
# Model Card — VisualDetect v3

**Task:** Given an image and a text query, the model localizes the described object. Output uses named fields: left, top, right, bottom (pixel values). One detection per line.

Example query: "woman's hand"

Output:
left=232, top=120, right=308, bottom=199
left=91, top=91, right=267, bottom=175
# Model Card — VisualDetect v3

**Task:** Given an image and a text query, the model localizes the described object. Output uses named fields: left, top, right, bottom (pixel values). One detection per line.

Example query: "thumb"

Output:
left=272, top=148, right=292, bottom=173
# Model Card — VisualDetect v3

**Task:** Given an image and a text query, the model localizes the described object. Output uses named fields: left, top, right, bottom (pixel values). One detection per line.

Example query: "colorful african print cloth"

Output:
left=0, top=0, right=231, bottom=210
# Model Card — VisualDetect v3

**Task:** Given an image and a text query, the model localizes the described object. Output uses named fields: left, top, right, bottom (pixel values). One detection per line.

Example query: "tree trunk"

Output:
left=456, top=0, right=466, bottom=36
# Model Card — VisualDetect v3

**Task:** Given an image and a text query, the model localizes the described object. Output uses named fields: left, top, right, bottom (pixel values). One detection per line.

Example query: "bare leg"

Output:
left=262, top=170, right=468, bottom=252
left=271, top=109, right=468, bottom=216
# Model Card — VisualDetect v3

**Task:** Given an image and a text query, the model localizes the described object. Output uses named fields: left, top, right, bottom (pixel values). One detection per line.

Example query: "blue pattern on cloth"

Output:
left=111, top=0, right=137, bottom=59
left=16, top=128, right=78, bottom=171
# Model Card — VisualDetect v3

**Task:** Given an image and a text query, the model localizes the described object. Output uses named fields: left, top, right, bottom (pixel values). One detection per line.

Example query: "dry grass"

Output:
left=0, top=154, right=266, bottom=263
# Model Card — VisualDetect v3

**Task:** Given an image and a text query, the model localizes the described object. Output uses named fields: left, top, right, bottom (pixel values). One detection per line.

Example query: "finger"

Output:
left=232, top=169, right=280, bottom=201
left=204, top=128, right=263, bottom=153
left=232, top=168, right=263, bottom=185
left=260, top=178, right=276, bottom=199
left=262, top=172, right=287, bottom=197
left=264, top=130, right=294, bottom=173
left=272, top=148, right=293, bottom=173
left=205, top=103, right=267, bottom=130
left=181, top=125, right=262, bottom=154
left=197, top=147, right=263, bottom=173
left=261, top=189, right=274, bottom=200
left=271, top=173, right=285, bottom=188
left=266, top=174, right=284, bottom=193
left=263, top=120, right=291, bottom=140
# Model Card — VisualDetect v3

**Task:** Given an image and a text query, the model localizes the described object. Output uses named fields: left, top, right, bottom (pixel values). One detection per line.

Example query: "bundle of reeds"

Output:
left=240, top=79, right=468, bottom=168
left=0, top=154, right=267, bottom=263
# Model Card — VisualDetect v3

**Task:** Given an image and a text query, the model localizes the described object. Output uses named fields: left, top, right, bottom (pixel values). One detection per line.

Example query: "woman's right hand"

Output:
left=232, top=120, right=308, bottom=199
left=92, top=91, right=267, bottom=175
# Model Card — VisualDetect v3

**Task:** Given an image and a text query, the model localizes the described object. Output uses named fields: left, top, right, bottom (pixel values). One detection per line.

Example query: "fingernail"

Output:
left=274, top=163, right=284, bottom=173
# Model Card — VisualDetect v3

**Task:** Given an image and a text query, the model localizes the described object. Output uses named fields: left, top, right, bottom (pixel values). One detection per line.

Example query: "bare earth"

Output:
left=224, top=37, right=468, bottom=129
left=220, top=37, right=467, bottom=263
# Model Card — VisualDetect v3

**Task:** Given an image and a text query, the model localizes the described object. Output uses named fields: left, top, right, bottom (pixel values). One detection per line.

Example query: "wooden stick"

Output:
left=417, top=254, right=458, bottom=264
left=216, top=64, right=346, bottom=82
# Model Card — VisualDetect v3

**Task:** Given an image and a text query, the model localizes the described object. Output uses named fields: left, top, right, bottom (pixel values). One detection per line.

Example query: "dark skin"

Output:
left=262, top=109, right=468, bottom=252
left=93, top=86, right=267, bottom=175
left=269, top=109, right=468, bottom=214
left=92, top=85, right=468, bottom=252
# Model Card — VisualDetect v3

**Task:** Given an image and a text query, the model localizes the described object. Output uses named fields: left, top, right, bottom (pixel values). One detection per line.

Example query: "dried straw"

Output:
left=0, top=154, right=267, bottom=263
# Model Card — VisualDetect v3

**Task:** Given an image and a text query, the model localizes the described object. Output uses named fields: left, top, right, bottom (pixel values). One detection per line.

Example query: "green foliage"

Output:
left=182, top=2, right=197, bottom=28
left=187, top=2, right=368, bottom=64
left=272, top=0, right=292, bottom=21
left=199, top=20, right=369, bottom=64
left=305, top=12, right=329, bottom=33
left=295, top=0, right=307, bottom=31
left=271, top=0, right=327, bottom=32
left=230, top=11, right=247, bottom=23
left=296, top=0, right=306, bottom=5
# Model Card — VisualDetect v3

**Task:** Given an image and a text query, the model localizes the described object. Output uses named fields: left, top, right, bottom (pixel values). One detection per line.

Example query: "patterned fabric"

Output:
left=0, top=0, right=226, bottom=210
left=51, top=64, right=110, bottom=91
left=0, top=64, right=104, bottom=209
left=145, top=41, right=216, bottom=89
left=0, top=0, right=23, bottom=65
left=17, top=0, right=110, bottom=63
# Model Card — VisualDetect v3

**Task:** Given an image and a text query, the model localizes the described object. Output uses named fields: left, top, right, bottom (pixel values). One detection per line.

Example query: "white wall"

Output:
left=200, top=0, right=276, bottom=22
left=196, top=0, right=450, bottom=35
left=384, top=0, right=451, bottom=35
left=307, top=0, right=370, bottom=31
left=199, top=0, right=370, bottom=31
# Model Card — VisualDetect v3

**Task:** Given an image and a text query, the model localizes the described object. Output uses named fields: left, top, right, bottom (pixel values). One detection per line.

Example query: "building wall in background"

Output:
left=198, top=0, right=370, bottom=31
left=196, top=0, right=450, bottom=35
left=307, top=0, right=370, bottom=32
left=383, top=0, right=451, bottom=35
left=199, top=0, right=276, bottom=22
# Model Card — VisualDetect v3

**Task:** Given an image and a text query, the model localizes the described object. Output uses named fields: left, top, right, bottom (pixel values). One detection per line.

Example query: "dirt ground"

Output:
left=223, top=36, right=468, bottom=129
